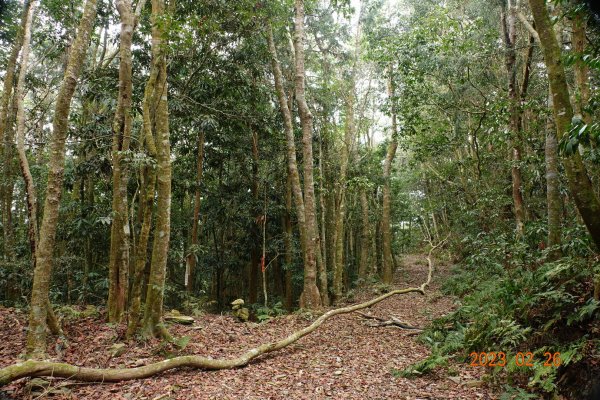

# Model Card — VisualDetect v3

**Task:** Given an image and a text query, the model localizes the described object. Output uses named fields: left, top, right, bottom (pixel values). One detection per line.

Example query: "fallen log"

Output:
left=0, top=243, right=444, bottom=386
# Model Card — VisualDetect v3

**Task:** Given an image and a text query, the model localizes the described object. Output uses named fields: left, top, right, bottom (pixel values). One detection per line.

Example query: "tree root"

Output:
left=0, top=245, right=445, bottom=386
left=355, top=311, right=422, bottom=331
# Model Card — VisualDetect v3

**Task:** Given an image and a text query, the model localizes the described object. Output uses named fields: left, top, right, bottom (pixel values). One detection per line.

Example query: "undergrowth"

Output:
left=400, top=226, right=600, bottom=398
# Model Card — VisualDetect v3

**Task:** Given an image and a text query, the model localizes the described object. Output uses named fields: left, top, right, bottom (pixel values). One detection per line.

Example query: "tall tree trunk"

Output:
left=127, top=167, right=156, bottom=338
left=283, top=174, right=294, bottom=311
left=108, top=0, right=135, bottom=324
left=359, top=188, right=371, bottom=278
left=267, top=24, right=320, bottom=307
left=294, top=0, right=321, bottom=308
left=332, top=91, right=354, bottom=300
left=318, top=132, right=329, bottom=305
left=15, top=0, right=38, bottom=268
left=185, top=130, right=204, bottom=293
left=266, top=25, right=307, bottom=265
left=545, top=102, right=562, bottom=257
left=26, top=0, right=98, bottom=359
left=141, top=0, right=171, bottom=339
left=382, top=72, right=398, bottom=285
left=571, top=7, right=590, bottom=125
left=528, top=0, right=600, bottom=250
left=501, top=1, right=526, bottom=236
left=0, top=0, right=31, bottom=149
left=249, top=130, right=260, bottom=304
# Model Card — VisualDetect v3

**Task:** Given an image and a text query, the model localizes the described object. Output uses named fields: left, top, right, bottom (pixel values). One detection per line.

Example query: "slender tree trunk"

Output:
left=267, top=23, right=320, bottom=307
left=26, top=0, right=97, bottom=359
left=572, top=7, right=590, bottom=124
left=108, top=0, right=135, bottom=323
left=266, top=25, right=307, bottom=263
left=332, top=92, right=355, bottom=300
left=359, top=189, right=370, bottom=278
left=545, top=103, right=562, bottom=256
left=382, top=72, right=398, bottom=285
left=141, top=0, right=171, bottom=339
left=318, top=133, right=329, bottom=305
left=249, top=130, right=260, bottom=304
left=14, top=0, right=38, bottom=269
left=529, top=0, right=600, bottom=250
left=185, top=130, right=204, bottom=293
left=127, top=167, right=156, bottom=338
left=501, top=2, right=526, bottom=236
left=294, top=0, right=321, bottom=308
left=0, top=0, right=31, bottom=149
left=283, top=174, right=294, bottom=311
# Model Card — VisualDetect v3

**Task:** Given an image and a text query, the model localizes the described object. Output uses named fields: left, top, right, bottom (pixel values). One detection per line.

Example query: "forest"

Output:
left=0, top=0, right=599, bottom=398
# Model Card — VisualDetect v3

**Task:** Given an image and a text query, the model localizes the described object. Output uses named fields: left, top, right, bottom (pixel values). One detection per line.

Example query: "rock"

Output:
left=109, top=343, right=127, bottom=357
left=334, top=370, right=343, bottom=376
left=164, top=314, right=195, bottom=325
left=233, top=307, right=249, bottom=322
left=231, top=299, right=245, bottom=310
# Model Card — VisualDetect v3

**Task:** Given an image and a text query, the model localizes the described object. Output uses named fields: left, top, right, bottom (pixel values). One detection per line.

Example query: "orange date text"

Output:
left=469, top=352, right=561, bottom=368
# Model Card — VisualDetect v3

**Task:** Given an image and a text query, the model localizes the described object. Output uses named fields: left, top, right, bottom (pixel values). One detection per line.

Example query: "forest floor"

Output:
left=0, top=254, right=500, bottom=399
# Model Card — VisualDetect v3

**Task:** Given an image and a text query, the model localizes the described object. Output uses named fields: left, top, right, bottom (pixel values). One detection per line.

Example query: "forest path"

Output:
left=1, top=254, right=498, bottom=399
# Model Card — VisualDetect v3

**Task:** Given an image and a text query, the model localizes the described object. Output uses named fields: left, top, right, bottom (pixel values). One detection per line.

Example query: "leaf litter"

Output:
left=0, top=255, right=498, bottom=399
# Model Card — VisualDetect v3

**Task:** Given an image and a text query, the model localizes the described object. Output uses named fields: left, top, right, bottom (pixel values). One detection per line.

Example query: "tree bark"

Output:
left=249, top=130, right=260, bottom=304
left=571, top=7, right=590, bottom=124
left=26, top=0, right=97, bottom=359
left=14, top=0, right=37, bottom=266
left=382, top=72, right=398, bottom=285
left=332, top=89, right=355, bottom=300
left=359, top=188, right=371, bottom=278
left=501, top=1, right=526, bottom=236
left=283, top=174, right=294, bottom=311
left=266, top=24, right=308, bottom=266
left=186, top=130, right=204, bottom=293
left=0, top=0, right=31, bottom=149
left=141, top=0, right=171, bottom=339
left=294, top=0, right=321, bottom=308
left=108, top=0, right=135, bottom=324
left=545, top=105, right=562, bottom=256
left=127, top=166, right=156, bottom=338
left=528, top=0, right=600, bottom=250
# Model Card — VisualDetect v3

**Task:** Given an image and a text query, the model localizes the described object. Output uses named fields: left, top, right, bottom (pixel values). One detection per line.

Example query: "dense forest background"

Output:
left=0, top=0, right=600, bottom=398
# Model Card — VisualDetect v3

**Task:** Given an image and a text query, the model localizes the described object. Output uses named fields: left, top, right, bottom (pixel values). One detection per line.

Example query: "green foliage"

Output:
left=253, top=302, right=286, bottom=322
left=392, top=353, right=449, bottom=378
left=404, top=228, right=600, bottom=395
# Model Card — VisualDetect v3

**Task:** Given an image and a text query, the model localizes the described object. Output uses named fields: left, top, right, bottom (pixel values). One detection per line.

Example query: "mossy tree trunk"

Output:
left=528, top=0, right=600, bottom=250
left=141, top=0, right=172, bottom=339
left=108, top=0, right=135, bottom=324
left=382, top=71, right=398, bottom=285
left=26, top=0, right=98, bottom=359
left=501, top=1, right=526, bottom=236
left=294, top=0, right=321, bottom=309
left=14, top=0, right=38, bottom=267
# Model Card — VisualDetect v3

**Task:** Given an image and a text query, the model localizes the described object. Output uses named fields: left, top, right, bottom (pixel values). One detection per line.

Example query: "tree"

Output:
left=140, top=0, right=172, bottom=339
left=294, top=0, right=321, bottom=309
left=528, top=0, right=600, bottom=250
left=382, top=70, right=398, bottom=285
left=107, top=0, right=136, bottom=324
left=26, top=0, right=98, bottom=358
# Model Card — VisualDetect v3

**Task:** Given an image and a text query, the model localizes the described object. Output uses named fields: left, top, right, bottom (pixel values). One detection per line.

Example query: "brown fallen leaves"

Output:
left=0, top=255, right=497, bottom=399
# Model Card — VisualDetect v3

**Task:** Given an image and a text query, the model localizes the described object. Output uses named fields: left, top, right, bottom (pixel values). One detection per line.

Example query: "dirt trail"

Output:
left=0, top=254, right=497, bottom=399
